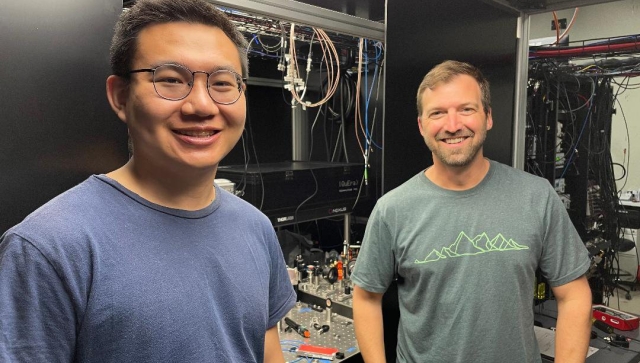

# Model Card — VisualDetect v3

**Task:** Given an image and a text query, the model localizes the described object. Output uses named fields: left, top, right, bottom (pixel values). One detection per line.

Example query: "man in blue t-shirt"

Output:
left=351, top=60, right=592, bottom=363
left=0, top=1, right=296, bottom=362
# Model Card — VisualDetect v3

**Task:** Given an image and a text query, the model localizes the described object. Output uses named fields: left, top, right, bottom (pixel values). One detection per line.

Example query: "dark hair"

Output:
left=110, top=0, right=249, bottom=79
left=416, top=60, right=491, bottom=116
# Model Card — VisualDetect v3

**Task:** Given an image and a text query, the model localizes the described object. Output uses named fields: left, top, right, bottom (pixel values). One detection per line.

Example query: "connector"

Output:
left=604, top=334, right=630, bottom=348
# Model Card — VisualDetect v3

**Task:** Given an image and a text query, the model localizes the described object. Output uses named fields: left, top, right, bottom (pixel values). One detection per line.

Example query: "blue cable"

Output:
left=366, top=56, right=378, bottom=104
left=280, top=339, right=304, bottom=345
left=560, top=98, right=594, bottom=178
left=247, top=50, right=281, bottom=58
left=364, top=40, right=383, bottom=150
left=363, top=40, right=370, bottom=154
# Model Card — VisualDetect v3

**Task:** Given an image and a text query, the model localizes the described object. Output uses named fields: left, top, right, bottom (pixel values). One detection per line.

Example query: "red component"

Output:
left=592, top=305, right=639, bottom=331
left=530, top=41, right=640, bottom=58
left=297, top=344, right=339, bottom=360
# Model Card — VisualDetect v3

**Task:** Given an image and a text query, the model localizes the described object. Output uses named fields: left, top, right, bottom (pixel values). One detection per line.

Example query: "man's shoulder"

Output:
left=379, top=171, right=425, bottom=202
left=490, top=160, right=552, bottom=189
left=217, top=188, right=273, bottom=228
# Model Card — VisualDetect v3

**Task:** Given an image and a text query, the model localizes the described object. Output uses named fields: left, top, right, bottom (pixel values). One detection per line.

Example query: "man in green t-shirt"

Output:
left=351, top=60, right=592, bottom=363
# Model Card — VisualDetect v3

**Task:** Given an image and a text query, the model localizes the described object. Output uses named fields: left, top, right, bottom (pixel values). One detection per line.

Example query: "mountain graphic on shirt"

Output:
left=415, top=231, right=529, bottom=264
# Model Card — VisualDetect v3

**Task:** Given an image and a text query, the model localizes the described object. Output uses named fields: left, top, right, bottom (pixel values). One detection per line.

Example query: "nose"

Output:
left=443, top=109, right=462, bottom=133
left=181, top=73, right=219, bottom=117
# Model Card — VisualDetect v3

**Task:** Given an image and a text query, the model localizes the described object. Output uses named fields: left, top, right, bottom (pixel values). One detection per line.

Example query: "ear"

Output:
left=485, top=108, right=493, bottom=131
left=106, top=75, right=130, bottom=123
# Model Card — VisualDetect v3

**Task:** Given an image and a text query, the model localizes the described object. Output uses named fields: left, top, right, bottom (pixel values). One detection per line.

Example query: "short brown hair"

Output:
left=416, top=60, right=491, bottom=116
left=110, top=0, right=249, bottom=79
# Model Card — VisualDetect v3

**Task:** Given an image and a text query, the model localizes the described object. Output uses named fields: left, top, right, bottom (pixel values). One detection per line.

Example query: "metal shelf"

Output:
left=485, top=0, right=621, bottom=14
left=209, top=0, right=384, bottom=41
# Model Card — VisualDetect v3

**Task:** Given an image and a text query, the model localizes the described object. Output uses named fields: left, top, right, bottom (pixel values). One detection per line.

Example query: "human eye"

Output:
left=210, top=80, right=234, bottom=87
left=428, top=110, right=444, bottom=119
left=209, top=72, right=239, bottom=91
left=154, top=65, right=189, bottom=85
left=460, top=107, right=476, bottom=115
left=158, top=77, right=184, bottom=84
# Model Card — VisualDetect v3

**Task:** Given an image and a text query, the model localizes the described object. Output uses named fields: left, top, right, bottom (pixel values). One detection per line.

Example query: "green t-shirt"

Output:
left=351, top=160, right=590, bottom=363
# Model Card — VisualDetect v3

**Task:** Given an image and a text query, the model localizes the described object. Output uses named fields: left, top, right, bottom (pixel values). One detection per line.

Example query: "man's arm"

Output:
left=551, top=275, right=592, bottom=363
left=353, top=285, right=386, bottom=363
left=263, top=325, right=285, bottom=363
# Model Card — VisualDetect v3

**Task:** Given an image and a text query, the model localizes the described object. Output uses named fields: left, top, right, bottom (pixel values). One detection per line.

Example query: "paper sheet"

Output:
left=534, top=325, right=598, bottom=358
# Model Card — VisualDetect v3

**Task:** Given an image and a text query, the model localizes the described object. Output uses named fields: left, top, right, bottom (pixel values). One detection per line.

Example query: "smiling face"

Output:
left=108, top=22, right=246, bottom=178
left=418, top=74, right=493, bottom=170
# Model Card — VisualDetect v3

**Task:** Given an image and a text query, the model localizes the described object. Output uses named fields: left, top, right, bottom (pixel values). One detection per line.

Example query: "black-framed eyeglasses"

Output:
left=129, top=64, right=246, bottom=105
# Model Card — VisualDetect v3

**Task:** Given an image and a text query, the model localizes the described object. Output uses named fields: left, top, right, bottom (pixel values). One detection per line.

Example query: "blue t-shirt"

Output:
left=0, top=175, right=296, bottom=363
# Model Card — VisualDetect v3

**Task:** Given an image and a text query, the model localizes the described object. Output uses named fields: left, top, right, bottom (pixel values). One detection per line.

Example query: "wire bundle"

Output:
left=526, top=57, right=637, bottom=305
left=287, top=24, right=340, bottom=108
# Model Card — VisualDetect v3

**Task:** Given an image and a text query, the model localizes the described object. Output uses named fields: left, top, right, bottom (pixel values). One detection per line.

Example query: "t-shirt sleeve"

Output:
left=539, top=188, right=591, bottom=287
left=350, top=202, right=396, bottom=293
left=266, top=229, right=296, bottom=328
left=0, top=232, right=76, bottom=362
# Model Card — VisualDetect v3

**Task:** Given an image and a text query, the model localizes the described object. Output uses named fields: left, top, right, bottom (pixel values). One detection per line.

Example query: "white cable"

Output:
left=286, top=25, right=340, bottom=108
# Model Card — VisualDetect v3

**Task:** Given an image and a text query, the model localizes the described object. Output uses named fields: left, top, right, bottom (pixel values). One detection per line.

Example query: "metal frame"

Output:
left=487, top=0, right=621, bottom=14
left=381, top=0, right=388, bottom=195
left=209, top=0, right=385, bottom=41
left=245, top=76, right=284, bottom=88
left=512, top=13, right=530, bottom=170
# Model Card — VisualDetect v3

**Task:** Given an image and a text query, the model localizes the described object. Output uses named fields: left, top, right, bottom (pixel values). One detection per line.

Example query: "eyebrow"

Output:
left=426, top=102, right=479, bottom=112
left=150, top=61, right=241, bottom=74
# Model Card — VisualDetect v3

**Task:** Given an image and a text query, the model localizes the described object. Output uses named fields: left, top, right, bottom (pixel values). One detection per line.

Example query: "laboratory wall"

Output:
left=384, top=0, right=519, bottom=192
left=0, top=0, right=128, bottom=234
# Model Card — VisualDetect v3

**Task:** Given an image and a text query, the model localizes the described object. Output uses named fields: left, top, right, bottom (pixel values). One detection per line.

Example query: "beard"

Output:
left=425, top=127, right=487, bottom=167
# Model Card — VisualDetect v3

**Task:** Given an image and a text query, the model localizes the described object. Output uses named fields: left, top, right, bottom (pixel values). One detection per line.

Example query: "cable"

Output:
left=552, top=8, right=579, bottom=45
left=340, top=81, right=349, bottom=163
left=613, top=97, right=631, bottom=192
left=613, top=162, right=627, bottom=181
left=293, top=169, right=319, bottom=235
left=559, top=94, right=593, bottom=178
left=247, top=34, right=258, bottom=54
left=531, top=40, right=640, bottom=58
left=308, top=105, right=324, bottom=161
left=286, top=24, right=340, bottom=108
left=552, top=11, right=560, bottom=45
